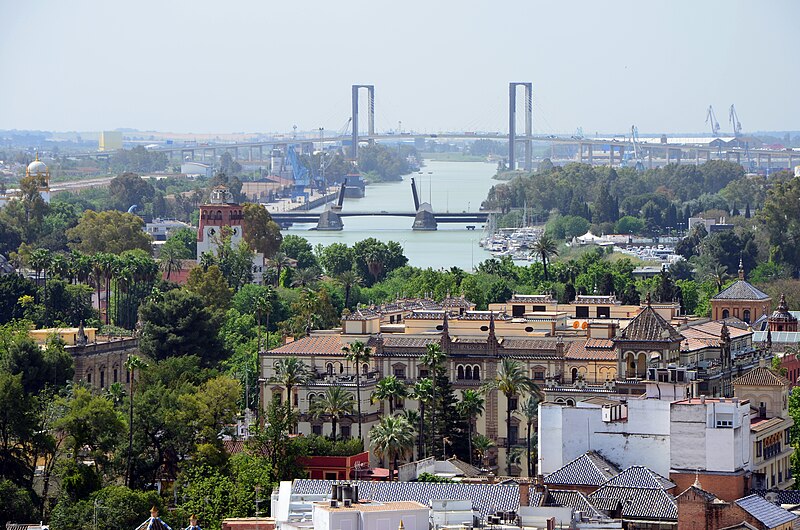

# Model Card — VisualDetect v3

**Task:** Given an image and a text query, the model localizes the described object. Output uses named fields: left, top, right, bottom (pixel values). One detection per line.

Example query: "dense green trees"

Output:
left=357, top=144, right=415, bottom=182
left=485, top=160, right=750, bottom=236
left=138, top=289, right=224, bottom=365
left=66, top=210, right=152, bottom=254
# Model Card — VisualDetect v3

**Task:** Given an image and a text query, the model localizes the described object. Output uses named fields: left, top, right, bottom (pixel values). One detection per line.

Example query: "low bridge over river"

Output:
left=272, top=178, right=495, bottom=231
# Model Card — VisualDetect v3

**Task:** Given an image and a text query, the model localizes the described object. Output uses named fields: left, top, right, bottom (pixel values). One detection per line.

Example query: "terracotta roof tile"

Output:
left=271, top=335, right=344, bottom=355
left=733, top=366, right=790, bottom=387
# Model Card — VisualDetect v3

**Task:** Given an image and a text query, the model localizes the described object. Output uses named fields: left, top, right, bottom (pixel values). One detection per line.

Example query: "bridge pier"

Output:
left=588, top=144, right=594, bottom=165
left=413, top=202, right=438, bottom=231
left=316, top=209, right=344, bottom=231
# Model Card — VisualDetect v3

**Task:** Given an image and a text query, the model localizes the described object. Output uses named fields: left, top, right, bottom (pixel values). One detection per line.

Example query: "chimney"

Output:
left=519, top=481, right=530, bottom=507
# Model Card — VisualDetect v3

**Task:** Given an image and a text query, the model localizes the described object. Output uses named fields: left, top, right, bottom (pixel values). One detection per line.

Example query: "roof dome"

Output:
left=27, top=159, right=47, bottom=175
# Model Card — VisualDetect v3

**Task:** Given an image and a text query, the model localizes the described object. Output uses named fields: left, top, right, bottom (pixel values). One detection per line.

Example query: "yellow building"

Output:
left=99, top=131, right=123, bottom=152
left=29, top=326, right=97, bottom=346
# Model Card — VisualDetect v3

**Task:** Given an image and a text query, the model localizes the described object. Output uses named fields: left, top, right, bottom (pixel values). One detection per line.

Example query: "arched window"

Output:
left=309, top=393, right=316, bottom=407
left=362, top=363, right=369, bottom=375
left=566, top=399, right=576, bottom=406
left=473, top=366, right=481, bottom=381
left=722, top=309, right=730, bottom=319
left=465, top=366, right=473, bottom=380
left=326, top=363, right=334, bottom=375
left=571, top=367, right=578, bottom=383
left=457, top=366, right=465, bottom=380
left=743, top=309, right=751, bottom=323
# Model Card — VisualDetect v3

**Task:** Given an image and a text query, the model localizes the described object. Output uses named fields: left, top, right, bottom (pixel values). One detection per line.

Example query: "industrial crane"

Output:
left=705, top=105, right=721, bottom=136
left=622, top=125, right=646, bottom=171
left=729, top=105, right=742, bottom=137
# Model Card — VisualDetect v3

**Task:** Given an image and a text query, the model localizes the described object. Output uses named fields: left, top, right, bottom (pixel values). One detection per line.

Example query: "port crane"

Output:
left=622, top=125, right=646, bottom=171
left=729, top=105, right=742, bottom=137
left=705, top=105, right=721, bottom=136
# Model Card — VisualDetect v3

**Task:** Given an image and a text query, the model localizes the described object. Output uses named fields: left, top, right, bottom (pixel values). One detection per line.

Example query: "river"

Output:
left=284, top=160, right=499, bottom=270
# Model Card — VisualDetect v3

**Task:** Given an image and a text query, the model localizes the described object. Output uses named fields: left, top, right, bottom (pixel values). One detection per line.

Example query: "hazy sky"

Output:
left=1, top=0, right=797, bottom=136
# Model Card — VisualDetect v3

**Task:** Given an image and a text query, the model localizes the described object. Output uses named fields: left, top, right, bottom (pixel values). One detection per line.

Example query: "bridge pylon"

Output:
left=509, top=82, right=533, bottom=171
left=351, top=85, right=375, bottom=160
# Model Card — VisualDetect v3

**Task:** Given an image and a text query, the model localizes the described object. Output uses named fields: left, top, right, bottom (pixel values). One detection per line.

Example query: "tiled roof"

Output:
left=379, top=336, right=441, bottom=349
left=500, top=338, right=557, bottom=351
left=564, top=340, right=616, bottom=361
left=732, top=366, right=790, bottom=387
left=292, top=479, right=519, bottom=518
left=616, top=306, right=683, bottom=343
left=589, top=486, right=677, bottom=521
left=601, top=466, right=675, bottom=490
left=675, top=484, right=719, bottom=503
left=511, top=293, right=554, bottom=302
left=686, top=321, right=752, bottom=340
left=544, top=451, right=620, bottom=487
left=681, top=337, right=719, bottom=352
left=545, top=490, right=604, bottom=518
left=445, top=457, right=483, bottom=478
left=529, top=491, right=544, bottom=507
left=712, top=280, right=771, bottom=301
left=751, top=489, right=800, bottom=505
left=404, top=311, right=449, bottom=320
left=441, top=296, right=475, bottom=308
left=271, top=335, right=344, bottom=355
left=342, top=309, right=379, bottom=321
left=750, top=417, right=785, bottom=433
left=586, top=338, right=614, bottom=348
left=735, top=494, right=798, bottom=528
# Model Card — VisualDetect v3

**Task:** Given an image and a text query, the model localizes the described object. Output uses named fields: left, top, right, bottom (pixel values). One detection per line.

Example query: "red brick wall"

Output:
left=671, top=472, right=747, bottom=502
left=677, top=488, right=764, bottom=530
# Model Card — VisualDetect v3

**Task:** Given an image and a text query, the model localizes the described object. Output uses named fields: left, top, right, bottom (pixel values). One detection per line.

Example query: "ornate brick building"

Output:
left=710, top=261, right=772, bottom=323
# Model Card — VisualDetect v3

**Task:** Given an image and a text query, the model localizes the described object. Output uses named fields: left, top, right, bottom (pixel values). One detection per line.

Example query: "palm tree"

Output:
left=268, top=251, right=291, bottom=287
left=533, top=235, right=559, bottom=281
left=370, top=415, right=414, bottom=481
left=70, top=251, right=93, bottom=286
left=420, top=343, right=446, bottom=456
left=50, top=253, right=70, bottom=280
left=456, top=389, right=485, bottom=467
left=472, top=434, right=495, bottom=470
left=28, top=248, right=51, bottom=308
left=310, top=386, right=355, bottom=442
left=254, top=286, right=275, bottom=353
left=707, top=262, right=730, bottom=293
left=342, top=341, right=372, bottom=442
left=409, top=378, right=434, bottom=459
left=159, top=244, right=186, bottom=280
left=371, top=375, right=407, bottom=415
left=291, top=267, right=321, bottom=288
left=521, top=395, right=539, bottom=477
left=124, top=354, right=147, bottom=488
left=336, top=270, right=362, bottom=308
left=269, top=357, right=312, bottom=423
left=105, top=381, right=126, bottom=407
left=483, top=357, right=542, bottom=476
